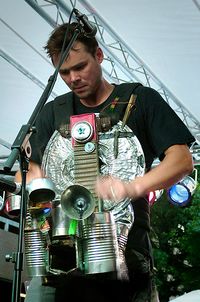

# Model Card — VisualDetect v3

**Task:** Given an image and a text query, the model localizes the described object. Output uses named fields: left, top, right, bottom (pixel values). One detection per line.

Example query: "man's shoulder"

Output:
left=117, top=82, right=161, bottom=95
left=116, top=82, right=159, bottom=102
left=120, top=83, right=165, bottom=106
left=117, top=82, right=143, bottom=93
left=116, top=82, right=160, bottom=105
left=43, top=92, right=72, bottom=111
left=53, top=91, right=73, bottom=105
left=50, top=91, right=74, bottom=125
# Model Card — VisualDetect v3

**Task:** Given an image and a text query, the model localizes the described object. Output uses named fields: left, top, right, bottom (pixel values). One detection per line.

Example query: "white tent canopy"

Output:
left=170, top=290, right=200, bottom=302
left=1, top=0, right=200, bottom=170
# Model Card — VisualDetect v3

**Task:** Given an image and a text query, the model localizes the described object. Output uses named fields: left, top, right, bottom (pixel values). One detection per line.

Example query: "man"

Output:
left=16, top=22, right=194, bottom=302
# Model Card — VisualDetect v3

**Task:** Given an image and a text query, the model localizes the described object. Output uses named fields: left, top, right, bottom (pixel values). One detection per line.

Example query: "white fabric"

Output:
left=1, top=0, right=200, bottom=159
left=169, top=290, right=200, bottom=302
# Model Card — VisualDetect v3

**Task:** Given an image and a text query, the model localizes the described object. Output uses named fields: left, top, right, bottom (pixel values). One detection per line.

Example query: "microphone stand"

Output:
left=4, top=25, right=81, bottom=302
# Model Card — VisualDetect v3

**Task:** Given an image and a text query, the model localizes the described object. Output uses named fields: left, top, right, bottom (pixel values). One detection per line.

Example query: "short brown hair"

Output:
left=44, top=22, right=99, bottom=60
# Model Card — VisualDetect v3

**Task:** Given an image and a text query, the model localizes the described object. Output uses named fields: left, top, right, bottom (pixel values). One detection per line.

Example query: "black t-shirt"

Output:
left=31, top=83, right=194, bottom=166
left=30, top=83, right=195, bottom=230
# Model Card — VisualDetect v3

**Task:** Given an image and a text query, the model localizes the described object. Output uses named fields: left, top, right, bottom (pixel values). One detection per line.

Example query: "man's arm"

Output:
left=95, top=144, right=194, bottom=201
left=15, top=161, right=44, bottom=183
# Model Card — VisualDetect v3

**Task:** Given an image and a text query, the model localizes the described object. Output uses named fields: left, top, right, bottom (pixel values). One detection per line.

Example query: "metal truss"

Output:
left=1, top=0, right=200, bottom=231
left=23, top=0, right=200, bottom=163
left=0, top=49, right=58, bottom=99
left=0, top=215, right=19, bottom=232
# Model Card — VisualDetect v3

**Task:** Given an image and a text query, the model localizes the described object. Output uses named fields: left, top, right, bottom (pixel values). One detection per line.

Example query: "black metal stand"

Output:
left=10, top=153, right=29, bottom=302
left=4, top=25, right=81, bottom=302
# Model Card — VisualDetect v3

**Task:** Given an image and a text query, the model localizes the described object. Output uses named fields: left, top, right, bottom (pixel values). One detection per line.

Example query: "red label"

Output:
left=70, top=113, right=97, bottom=146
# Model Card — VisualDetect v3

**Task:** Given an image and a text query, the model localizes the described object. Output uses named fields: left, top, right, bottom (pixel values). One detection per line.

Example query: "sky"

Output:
left=0, top=0, right=200, bottom=164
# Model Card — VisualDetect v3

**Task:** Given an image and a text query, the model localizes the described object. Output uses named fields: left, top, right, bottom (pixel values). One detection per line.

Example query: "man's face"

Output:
left=53, top=42, right=103, bottom=99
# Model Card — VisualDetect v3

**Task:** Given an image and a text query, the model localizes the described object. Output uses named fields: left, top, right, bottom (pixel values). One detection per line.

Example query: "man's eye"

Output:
left=75, top=64, right=86, bottom=71
left=60, top=70, right=69, bottom=75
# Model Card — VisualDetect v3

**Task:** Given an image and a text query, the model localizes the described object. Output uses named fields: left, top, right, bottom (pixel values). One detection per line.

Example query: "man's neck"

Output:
left=79, top=80, right=114, bottom=107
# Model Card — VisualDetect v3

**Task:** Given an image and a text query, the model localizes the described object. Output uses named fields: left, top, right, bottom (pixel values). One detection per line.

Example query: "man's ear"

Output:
left=95, top=47, right=104, bottom=63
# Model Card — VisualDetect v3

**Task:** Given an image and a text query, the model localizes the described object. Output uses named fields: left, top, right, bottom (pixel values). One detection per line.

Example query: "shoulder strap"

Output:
left=122, top=93, right=137, bottom=127
left=115, top=82, right=142, bottom=99
left=101, top=82, right=142, bottom=124
left=122, top=82, right=142, bottom=127
left=52, top=83, right=142, bottom=129
left=53, top=92, right=74, bottom=129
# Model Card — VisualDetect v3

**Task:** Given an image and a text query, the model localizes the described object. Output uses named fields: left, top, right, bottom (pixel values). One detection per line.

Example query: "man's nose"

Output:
left=70, top=71, right=80, bottom=83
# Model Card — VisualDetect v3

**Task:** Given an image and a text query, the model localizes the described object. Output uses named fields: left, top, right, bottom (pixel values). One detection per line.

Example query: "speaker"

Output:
left=61, top=185, right=96, bottom=220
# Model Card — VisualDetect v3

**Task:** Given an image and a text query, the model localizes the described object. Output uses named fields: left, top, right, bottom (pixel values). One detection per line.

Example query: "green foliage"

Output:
left=150, top=166, right=200, bottom=302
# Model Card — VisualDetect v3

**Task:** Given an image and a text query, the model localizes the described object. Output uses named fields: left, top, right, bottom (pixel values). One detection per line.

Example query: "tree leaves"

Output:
left=150, top=166, right=200, bottom=301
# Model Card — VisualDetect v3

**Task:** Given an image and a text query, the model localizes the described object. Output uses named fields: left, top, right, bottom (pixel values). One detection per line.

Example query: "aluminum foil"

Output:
left=42, top=119, right=146, bottom=276
left=42, top=120, right=145, bottom=236
left=42, top=121, right=145, bottom=202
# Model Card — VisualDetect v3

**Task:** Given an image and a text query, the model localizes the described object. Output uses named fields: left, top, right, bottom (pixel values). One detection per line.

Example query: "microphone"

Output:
left=0, top=176, right=56, bottom=204
left=0, top=175, right=21, bottom=194
left=74, top=8, right=97, bottom=38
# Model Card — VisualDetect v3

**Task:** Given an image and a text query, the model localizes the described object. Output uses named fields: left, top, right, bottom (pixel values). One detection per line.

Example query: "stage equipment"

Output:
left=148, top=189, right=164, bottom=206
left=0, top=195, right=4, bottom=211
left=27, top=177, right=55, bottom=203
left=3, top=178, right=55, bottom=277
left=61, top=184, right=96, bottom=220
left=74, top=8, right=97, bottom=37
left=24, top=210, right=50, bottom=277
left=23, top=178, right=55, bottom=277
left=5, top=178, right=55, bottom=217
left=57, top=113, right=120, bottom=276
left=42, top=111, right=145, bottom=279
left=2, top=13, right=98, bottom=302
left=5, top=194, right=21, bottom=216
left=167, top=168, right=198, bottom=207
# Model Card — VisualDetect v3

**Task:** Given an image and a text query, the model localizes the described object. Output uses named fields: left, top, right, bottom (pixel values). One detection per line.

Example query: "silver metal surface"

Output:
left=42, top=131, right=74, bottom=199
left=61, top=185, right=96, bottom=220
left=5, top=194, right=21, bottom=216
left=27, top=177, right=56, bottom=203
left=42, top=121, right=145, bottom=204
left=76, top=211, right=119, bottom=275
left=24, top=213, right=49, bottom=277
left=51, top=201, right=76, bottom=239
left=42, top=119, right=145, bottom=276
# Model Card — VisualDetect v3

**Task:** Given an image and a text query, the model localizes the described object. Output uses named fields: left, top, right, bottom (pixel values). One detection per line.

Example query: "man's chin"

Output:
left=74, top=90, right=89, bottom=99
